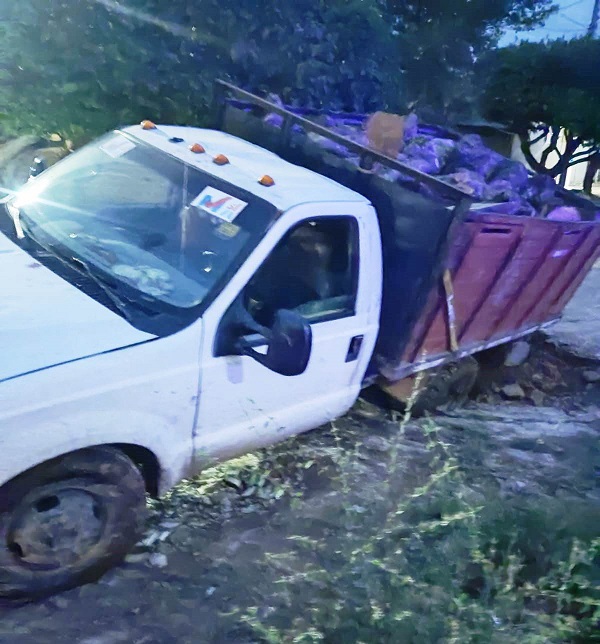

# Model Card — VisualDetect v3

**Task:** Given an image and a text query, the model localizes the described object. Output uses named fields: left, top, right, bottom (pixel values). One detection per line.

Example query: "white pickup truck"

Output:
left=1, top=85, right=598, bottom=599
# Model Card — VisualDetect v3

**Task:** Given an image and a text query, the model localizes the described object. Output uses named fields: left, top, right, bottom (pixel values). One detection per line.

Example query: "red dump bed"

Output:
left=383, top=213, right=600, bottom=380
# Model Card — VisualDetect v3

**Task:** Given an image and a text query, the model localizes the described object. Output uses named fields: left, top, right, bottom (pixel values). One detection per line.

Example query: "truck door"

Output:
left=193, top=203, right=381, bottom=464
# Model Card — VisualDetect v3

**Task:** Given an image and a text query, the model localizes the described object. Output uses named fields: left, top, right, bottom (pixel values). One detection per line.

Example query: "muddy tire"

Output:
left=411, top=357, right=480, bottom=417
left=0, top=447, right=146, bottom=600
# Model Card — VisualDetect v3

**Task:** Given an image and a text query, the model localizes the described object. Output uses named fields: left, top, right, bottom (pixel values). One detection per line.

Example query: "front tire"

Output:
left=0, top=447, right=146, bottom=600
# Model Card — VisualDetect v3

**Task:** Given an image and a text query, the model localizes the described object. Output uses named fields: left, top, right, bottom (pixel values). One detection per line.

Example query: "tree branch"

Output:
left=529, top=131, right=548, bottom=146
left=571, top=144, right=600, bottom=160
left=549, top=132, right=581, bottom=179
left=568, top=155, right=594, bottom=168
left=521, top=140, right=547, bottom=174
left=583, top=152, right=600, bottom=195
left=540, top=127, right=560, bottom=167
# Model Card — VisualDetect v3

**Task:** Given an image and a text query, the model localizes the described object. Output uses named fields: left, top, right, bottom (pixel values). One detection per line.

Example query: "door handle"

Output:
left=346, top=335, right=364, bottom=363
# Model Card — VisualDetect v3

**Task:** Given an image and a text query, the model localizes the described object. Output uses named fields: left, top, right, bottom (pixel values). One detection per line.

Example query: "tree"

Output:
left=0, top=0, right=394, bottom=143
left=382, top=0, right=557, bottom=121
left=481, top=37, right=600, bottom=194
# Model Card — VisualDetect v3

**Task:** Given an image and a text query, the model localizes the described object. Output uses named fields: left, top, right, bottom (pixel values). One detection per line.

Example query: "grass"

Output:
left=223, top=401, right=600, bottom=643
left=151, top=385, right=599, bottom=643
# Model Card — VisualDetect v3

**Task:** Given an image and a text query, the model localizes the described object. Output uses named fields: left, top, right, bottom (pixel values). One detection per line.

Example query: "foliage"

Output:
left=0, top=0, right=557, bottom=142
left=0, top=0, right=218, bottom=142
left=383, top=0, right=557, bottom=121
left=0, top=0, right=394, bottom=143
left=480, top=37, right=600, bottom=191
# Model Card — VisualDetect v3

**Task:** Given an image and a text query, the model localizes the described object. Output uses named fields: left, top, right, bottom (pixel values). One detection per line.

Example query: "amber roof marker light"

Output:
left=258, top=175, right=275, bottom=187
left=190, top=143, right=206, bottom=153
left=213, top=154, right=230, bottom=166
left=140, top=120, right=157, bottom=130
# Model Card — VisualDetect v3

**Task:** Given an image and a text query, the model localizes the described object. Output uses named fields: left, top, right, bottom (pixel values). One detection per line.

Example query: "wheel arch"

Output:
left=110, top=443, right=161, bottom=497
left=0, top=444, right=163, bottom=501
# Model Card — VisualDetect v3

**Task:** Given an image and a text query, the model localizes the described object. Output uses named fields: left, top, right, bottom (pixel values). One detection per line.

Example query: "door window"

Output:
left=244, top=217, right=359, bottom=326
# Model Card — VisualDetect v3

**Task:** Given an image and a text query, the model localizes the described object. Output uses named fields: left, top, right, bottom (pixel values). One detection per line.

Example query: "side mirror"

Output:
left=241, top=309, right=312, bottom=377
left=29, top=155, right=47, bottom=179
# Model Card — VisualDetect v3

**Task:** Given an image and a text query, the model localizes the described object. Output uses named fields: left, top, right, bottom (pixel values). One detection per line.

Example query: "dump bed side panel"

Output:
left=380, top=214, right=600, bottom=381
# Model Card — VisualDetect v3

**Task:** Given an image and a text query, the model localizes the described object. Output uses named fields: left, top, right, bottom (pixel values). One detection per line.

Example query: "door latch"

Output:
left=346, top=335, right=364, bottom=362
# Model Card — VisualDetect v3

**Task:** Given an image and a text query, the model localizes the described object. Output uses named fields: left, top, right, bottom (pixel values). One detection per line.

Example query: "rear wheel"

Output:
left=0, top=447, right=146, bottom=600
left=379, top=357, right=480, bottom=417
left=411, top=357, right=479, bottom=416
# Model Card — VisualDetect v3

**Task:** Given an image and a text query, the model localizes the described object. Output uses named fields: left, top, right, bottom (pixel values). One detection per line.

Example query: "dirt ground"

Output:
left=0, top=266, right=598, bottom=644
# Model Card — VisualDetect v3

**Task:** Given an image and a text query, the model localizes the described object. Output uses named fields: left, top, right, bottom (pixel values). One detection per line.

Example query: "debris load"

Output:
left=261, top=105, right=599, bottom=221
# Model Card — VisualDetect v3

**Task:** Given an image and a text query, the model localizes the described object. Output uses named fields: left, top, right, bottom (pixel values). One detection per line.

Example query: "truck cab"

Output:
left=0, top=124, right=381, bottom=598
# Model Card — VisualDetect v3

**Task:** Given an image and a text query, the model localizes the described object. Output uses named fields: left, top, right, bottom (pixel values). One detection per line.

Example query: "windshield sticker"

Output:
left=191, top=187, right=248, bottom=223
left=100, top=136, right=136, bottom=158
left=216, top=222, right=241, bottom=239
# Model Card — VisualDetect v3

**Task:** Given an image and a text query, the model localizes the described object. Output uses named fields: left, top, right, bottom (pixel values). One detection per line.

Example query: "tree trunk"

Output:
left=583, top=152, right=600, bottom=195
left=540, top=127, right=560, bottom=168
left=558, top=170, right=568, bottom=188
left=550, top=132, right=581, bottom=180
left=521, top=140, right=547, bottom=174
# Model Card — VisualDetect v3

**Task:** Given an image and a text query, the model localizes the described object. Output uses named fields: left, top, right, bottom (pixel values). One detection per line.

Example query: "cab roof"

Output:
left=122, top=124, right=369, bottom=212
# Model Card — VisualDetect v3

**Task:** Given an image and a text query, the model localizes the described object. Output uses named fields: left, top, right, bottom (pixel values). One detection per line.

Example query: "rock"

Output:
left=569, top=407, right=600, bottom=423
left=363, top=435, right=390, bottom=453
left=582, top=370, right=600, bottom=384
left=170, top=525, right=194, bottom=546
left=124, top=553, right=148, bottom=564
left=438, top=404, right=596, bottom=440
left=355, top=400, right=382, bottom=418
left=79, top=632, right=130, bottom=644
left=529, top=390, right=545, bottom=407
left=508, top=480, right=528, bottom=494
left=504, top=341, right=531, bottom=367
left=51, top=596, right=71, bottom=610
left=501, top=384, right=525, bottom=400
left=140, top=531, right=161, bottom=547
left=509, top=438, right=539, bottom=452
left=544, top=268, right=600, bottom=361
left=531, top=373, right=546, bottom=388
left=148, top=553, right=168, bottom=568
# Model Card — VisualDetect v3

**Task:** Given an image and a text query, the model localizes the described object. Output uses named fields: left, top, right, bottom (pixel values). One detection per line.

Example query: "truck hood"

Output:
left=0, top=234, right=155, bottom=382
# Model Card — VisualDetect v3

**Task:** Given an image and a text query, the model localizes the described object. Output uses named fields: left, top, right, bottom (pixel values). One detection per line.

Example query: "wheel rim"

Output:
left=6, top=484, right=106, bottom=570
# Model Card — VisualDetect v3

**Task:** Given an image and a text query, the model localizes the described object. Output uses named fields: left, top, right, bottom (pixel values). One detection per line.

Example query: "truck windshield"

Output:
left=8, top=132, right=274, bottom=316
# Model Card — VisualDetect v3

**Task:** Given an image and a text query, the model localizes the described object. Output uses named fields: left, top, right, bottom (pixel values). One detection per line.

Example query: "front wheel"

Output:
left=0, top=447, right=146, bottom=600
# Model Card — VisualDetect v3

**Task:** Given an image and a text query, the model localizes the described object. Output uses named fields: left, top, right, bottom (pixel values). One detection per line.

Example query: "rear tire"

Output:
left=378, top=357, right=480, bottom=417
left=411, top=357, right=479, bottom=416
left=0, top=446, right=146, bottom=601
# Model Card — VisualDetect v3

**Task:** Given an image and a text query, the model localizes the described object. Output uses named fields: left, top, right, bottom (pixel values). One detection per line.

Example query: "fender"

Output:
left=0, top=322, right=203, bottom=495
